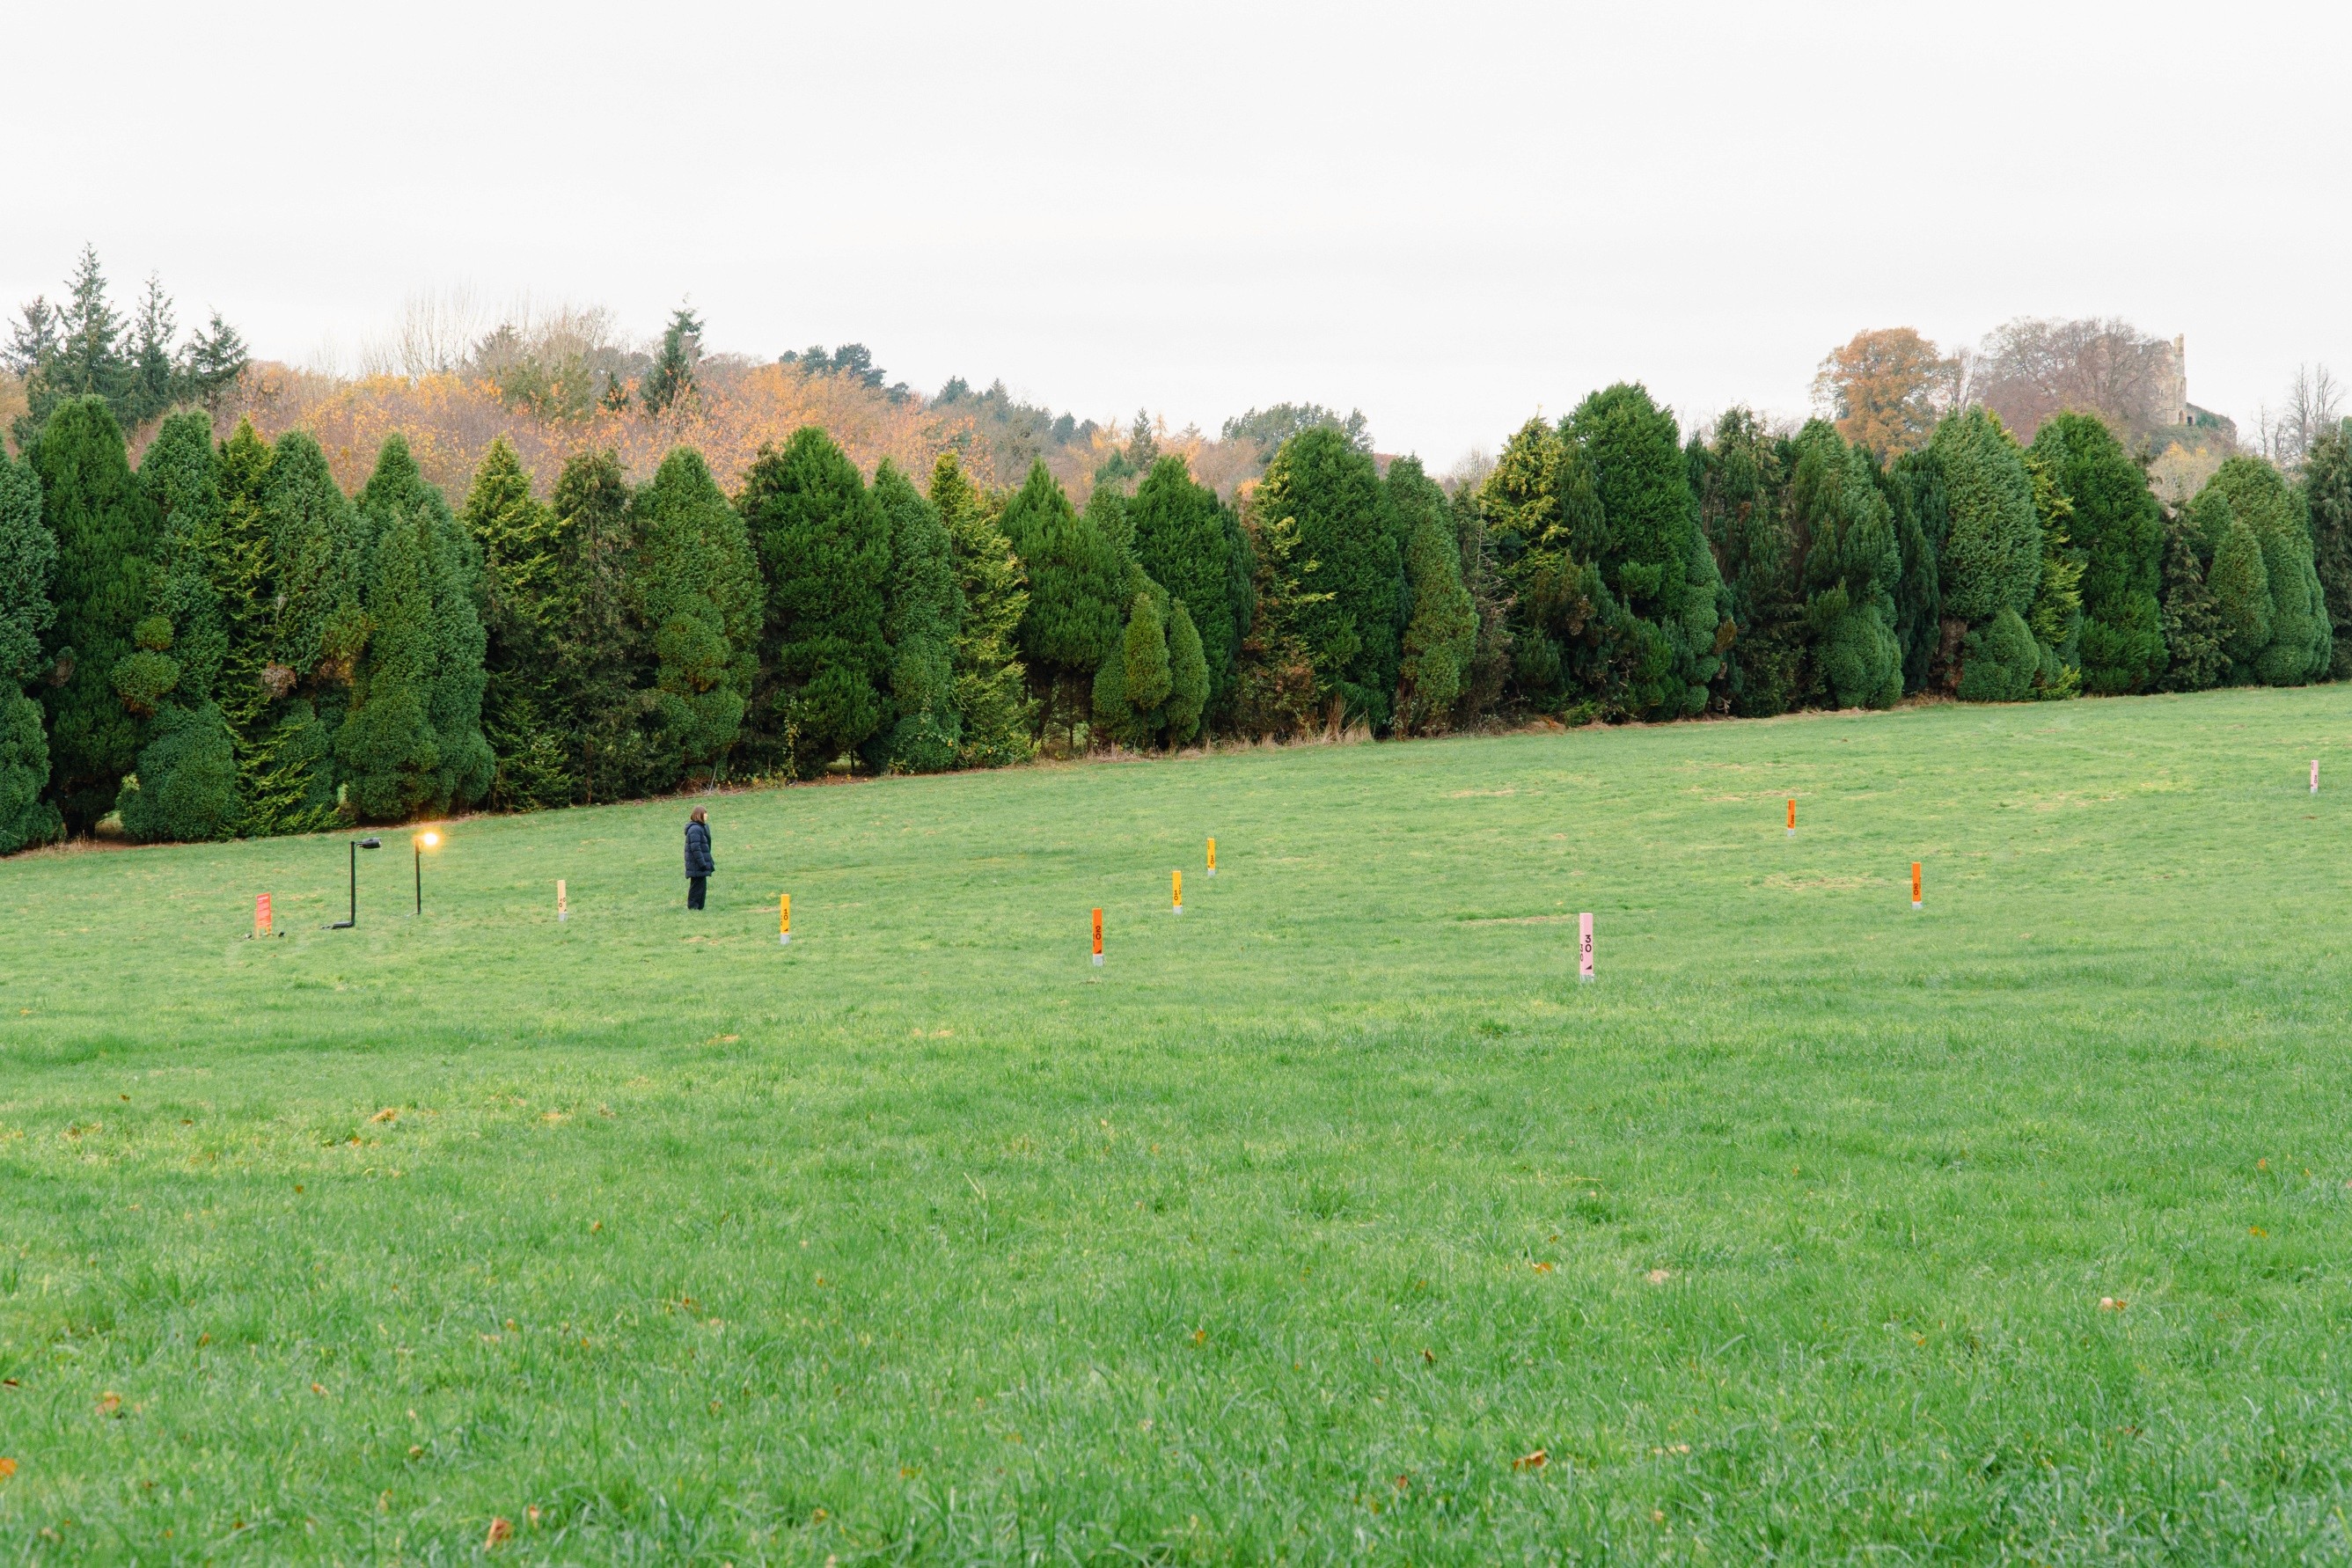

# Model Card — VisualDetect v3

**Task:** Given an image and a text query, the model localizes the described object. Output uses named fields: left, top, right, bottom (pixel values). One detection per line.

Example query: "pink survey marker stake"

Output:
left=1579, top=912, right=1594, bottom=983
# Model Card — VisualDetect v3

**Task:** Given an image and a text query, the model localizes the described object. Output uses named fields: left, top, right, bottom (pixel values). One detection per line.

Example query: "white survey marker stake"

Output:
left=1579, top=912, right=1594, bottom=982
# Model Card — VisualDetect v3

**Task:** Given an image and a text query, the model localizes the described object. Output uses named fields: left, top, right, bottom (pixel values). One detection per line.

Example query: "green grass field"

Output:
left=4, top=687, right=2351, bottom=1564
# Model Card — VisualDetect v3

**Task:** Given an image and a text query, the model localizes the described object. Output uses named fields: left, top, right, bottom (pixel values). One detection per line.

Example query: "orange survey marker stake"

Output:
left=253, top=892, right=272, bottom=939
left=556, top=879, right=568, bottom=922
left=1092, top=906, right=1104, bottom=967
left=1786, top=798, right=1796, bottom=838
left=779, top=893, right=792, bottom=947
left=1911, top=861, right=1923, bottom=910
left=1206, top=836, right=1217, bottom=876
left=1579, top=912, right=1594, bottom=982
left=1172, top=868, right=1183, bottom=916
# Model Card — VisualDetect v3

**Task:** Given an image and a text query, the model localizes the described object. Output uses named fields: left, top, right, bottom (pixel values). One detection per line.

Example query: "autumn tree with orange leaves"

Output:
left=1813, top=328, right=1954, bottom=456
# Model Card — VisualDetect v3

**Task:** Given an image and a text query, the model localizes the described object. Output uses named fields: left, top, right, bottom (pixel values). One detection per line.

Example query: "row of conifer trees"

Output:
left=0, top=385, right=2346, bottom=851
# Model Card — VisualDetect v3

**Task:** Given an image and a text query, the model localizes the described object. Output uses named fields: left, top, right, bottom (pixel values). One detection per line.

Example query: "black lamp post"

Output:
left=327, top=837, right=382, bottom=928
left=413, top=830, right=441, bottom=914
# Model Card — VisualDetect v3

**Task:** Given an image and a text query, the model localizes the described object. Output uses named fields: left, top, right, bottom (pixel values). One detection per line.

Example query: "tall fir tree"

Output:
left=2305, top=423, right=2352, bottom=679
left=1127, top=455, right=1249, bottom=717
left=1255, top=425, right=1403, bottom=729
left=995, top=459, right=1122, bottom=744
left=26, top=395, right=158, bottom=831
left=1691, top=410, right=1800, bottom=715
left=461, top=438, right=573, bottom=809
left=1930, top=407, right=2041, bottom=629
left=2158, top=505, right=2226, bottom=692
left=633, top=445, right=764, bottom=784
left=1388, top=457, right=1476, bottom=734
left=2030, top=413, right=2163, bottom=694
left=116, top=412, right=239, bottom=841
left=872, top=458, right=961, bottom=773
left=345, top=436, right=493, bottom=815
left=640, top=305, right=703, bottom=416
left=1567, top=384, right=1728, bottom=718
left=0, top=452, right=61, bottom=851
left=2206, top=511, right=2272, bottom=671
left=929, top=452, right=1032, bottom=767
left=547, top=451, right=647, bottom=803
left=2198, top=456, right=2329, bottom=685
left=1091, top=589, right=1173, bottom=749
left=1788, top=422, right=1901, bottom=710
left=736, top=427, right=891, bottom=774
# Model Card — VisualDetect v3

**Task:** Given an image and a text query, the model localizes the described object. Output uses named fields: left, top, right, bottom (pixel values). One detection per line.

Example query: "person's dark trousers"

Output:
left=687, top=876, right=707, bottom=910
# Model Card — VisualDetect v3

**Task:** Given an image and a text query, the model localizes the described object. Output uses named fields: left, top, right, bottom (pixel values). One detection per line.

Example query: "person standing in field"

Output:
left=684, top=806, right=714, bottom=910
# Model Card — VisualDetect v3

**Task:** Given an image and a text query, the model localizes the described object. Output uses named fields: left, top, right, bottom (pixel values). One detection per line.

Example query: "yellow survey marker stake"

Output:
left=1207, top=837, right=1217, bottom=876
left=780, top=892, right=792, bottom=946
left=1172, top=868, right=1183, bottom=915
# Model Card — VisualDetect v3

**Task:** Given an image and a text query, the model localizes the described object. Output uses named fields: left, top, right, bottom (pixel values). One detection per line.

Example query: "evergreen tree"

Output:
left=2020, top=447, right=2084, bottom=698
left=2199, top=456, right=2329, bottom=685
left=633, top=445, right=763, bottom=784
left=1692, top=410, right=1800, bottom=715
left=462, top=438, right=573, bottom=809
left=2031, top=413, right=2164, bottom=694
left=335, top=506, right=444, bottom=820
left=1449, top=484, right=1512, bottom=722
left=262, top=431, right=369, bottom=689
left=1790, top=422, right=1901, bottom=709
left=1128, top=456, right=1248, bottom=714
left=1881, top=448, right=1946, bottom=693
left=736, top=427, right=891, bottom=774
left=1930, top=407, right=2041, bottom=627
left=1162, top=598, right=1207, bottom=746
left=995, top=459, right=1122, bottom=743
left=26, top=396, right=158, bottom=831
left=1567, top=384, right=1728, bottom=718
left=2158, top=507, right=2226, bottom=692
left=1955, top=607, right=2038, bottom=702
left=547, top=451, right=647, bottom=802
left=0, top=453, right=57, bottom=693
left=338, top=436, right=493, bottom=818
left=0, top=452, right=61, bottom=852
left=872, top=459, right=961, bottom=773
left=929, top=452, right=1032, bottom=767
left=29, top=249, right=133, bottom=435
left=1231, top=495, right=1330, bottom=737
left=1092, top=590, right=1172, bottom=748
left=121, top=276, right=178, bottom=428
left=640, top=305, right=703, bottom=416
left=2305, top=423, right=2352, bottom=679
left=1256, top=425, right=1403, bottom=728
left=2207, top=512, right=2273, bottom=672
left=1390, top=458, right=1476, bottom=733
left=114, top=412, right=239, bottom=840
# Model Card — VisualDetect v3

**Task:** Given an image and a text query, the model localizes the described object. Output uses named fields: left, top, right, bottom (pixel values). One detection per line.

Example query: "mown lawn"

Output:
left=3, top=686, right=2349, bottom=1564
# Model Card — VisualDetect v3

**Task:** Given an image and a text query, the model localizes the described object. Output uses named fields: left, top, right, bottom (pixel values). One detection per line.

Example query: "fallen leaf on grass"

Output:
left=486, top=1516, right=512, bottom=1548
left=2250, top=1227, right=2268, bottom=1237
left=526, top=1506, right=541, bottom=1526
left=1532, top=1261, right=1553, bottom=1273
left=2099, top=1297, right=2129, bottom=1312
left=97, top=1392, right=121, bottom=1417
left=311, top=1382, right=326, bottom=1396
left=1420, top=1349, right=1435, bottom=1364
left=1513, top=1449, right=1547, bottom=1471
left=1645, top=1268, right=1674, bottom=1286
left=370, top=1108, right=398, bottom=1125
left=0, top=1457, right=14, bottom=1480
left=1393, top=1474, right=1410, bottom=1491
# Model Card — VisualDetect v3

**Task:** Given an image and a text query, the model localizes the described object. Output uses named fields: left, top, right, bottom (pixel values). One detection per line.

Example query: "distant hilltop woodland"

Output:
left=0, top=247, right=2348, bottom=853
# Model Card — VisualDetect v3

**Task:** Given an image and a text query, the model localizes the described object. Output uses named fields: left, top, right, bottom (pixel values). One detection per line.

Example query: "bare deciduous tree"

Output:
left=1971, top=318, right=2174, bottom=442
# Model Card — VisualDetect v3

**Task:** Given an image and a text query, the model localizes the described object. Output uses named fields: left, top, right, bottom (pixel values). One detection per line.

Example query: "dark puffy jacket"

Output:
left=684, top=820, right=714, bottom=877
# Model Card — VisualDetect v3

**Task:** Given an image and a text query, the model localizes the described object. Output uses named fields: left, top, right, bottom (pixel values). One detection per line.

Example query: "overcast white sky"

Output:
left=6, top=0, right=2346, bottom=463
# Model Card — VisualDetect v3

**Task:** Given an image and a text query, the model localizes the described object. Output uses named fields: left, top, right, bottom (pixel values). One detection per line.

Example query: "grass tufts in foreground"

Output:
left=4, top=686, right=2351, bottom=1563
